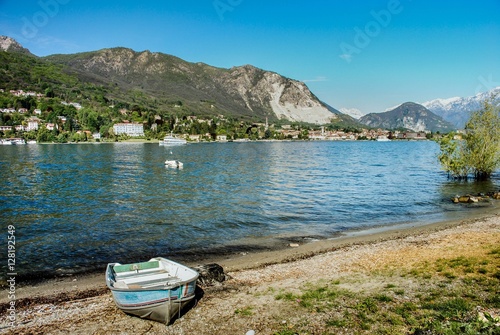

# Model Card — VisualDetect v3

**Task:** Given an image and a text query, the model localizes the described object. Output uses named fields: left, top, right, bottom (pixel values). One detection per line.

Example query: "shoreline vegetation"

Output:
left=1, top=210, right=499, bottom=334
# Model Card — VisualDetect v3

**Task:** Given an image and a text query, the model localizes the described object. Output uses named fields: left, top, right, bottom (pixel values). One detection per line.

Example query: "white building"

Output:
left=113, top=123, right=144, bottom=137
left=217, top=135, right=227, bottom=142
left=27, top=117, right=40, bottom=131
left=70, top=102, right=82, bottom=110
left=46, top=123, right=57, bottom=131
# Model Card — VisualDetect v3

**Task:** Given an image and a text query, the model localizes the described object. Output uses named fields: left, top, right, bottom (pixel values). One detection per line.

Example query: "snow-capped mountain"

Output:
left=339, top=107, right=364, bottom=119
left=422, top=87, right=500, bottom=129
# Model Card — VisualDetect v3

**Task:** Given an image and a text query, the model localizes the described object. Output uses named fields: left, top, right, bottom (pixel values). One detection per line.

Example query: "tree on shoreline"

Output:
left=438, top=98, right=500, bottom=180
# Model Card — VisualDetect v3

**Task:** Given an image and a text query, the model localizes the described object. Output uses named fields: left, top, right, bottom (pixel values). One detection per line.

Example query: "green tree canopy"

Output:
left=438, top=98, right=500, bottom=180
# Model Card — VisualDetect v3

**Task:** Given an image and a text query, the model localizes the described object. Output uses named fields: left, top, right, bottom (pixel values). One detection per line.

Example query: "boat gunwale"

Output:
left=105, top=258, right=199, bottom=292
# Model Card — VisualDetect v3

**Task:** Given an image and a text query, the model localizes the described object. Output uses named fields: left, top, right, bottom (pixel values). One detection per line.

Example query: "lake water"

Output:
left=1, top=141, right=499, bottom=281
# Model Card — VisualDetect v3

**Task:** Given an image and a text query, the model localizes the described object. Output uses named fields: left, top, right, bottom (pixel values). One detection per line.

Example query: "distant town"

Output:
left=0, top=88, right=443, bottom=145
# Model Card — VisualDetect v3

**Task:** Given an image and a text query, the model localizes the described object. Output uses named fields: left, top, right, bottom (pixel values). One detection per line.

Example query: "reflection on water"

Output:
left=0, top=141, right=498, bottom=280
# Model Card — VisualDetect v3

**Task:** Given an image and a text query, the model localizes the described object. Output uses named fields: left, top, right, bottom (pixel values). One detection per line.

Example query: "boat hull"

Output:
left=110, top=280, right=197, bottom=324
left=165, top=160, right=183, bottom=168
left=160, top=141, right=186, bottom=146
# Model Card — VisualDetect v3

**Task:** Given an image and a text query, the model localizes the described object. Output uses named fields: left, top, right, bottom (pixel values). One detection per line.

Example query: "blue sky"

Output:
left=0, top=0, right=498, bottom=114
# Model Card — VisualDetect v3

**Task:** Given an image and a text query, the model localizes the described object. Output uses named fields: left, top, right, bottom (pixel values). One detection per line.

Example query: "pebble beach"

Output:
left=1, top=209, right=499, bottom=334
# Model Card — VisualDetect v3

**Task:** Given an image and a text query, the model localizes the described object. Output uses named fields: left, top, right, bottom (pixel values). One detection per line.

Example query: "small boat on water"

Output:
left=106, top=257, right=199, bottom=325
left=165, top=160, right=183, bottom=169
left=1, top=138, right=26, bottom=145
left=376, top=136, right=391, bottom=142
left=159, top=134, right=187, bottom=146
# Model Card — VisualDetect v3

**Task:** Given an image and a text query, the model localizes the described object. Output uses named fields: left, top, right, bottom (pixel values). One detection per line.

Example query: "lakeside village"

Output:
left=1, top=88, right=439, bottom=145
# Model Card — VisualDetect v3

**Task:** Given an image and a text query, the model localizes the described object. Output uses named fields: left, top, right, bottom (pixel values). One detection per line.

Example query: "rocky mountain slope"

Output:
left=43, top=47, right=343, bottom=124
left=422, top=87, right=500, bottom=129
left=0, top=36, right=32, bottom=55
left=359, top=102, right=455, bottom=133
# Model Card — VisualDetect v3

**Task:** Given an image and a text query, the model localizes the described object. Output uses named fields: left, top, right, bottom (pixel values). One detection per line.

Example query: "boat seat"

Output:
left=113, top=261, right=165, bottom=279
left=115, top=269, right=168, bottom=280
left=113, top=275, right=182, bottom=289
left=137, top=277, right=182, bottom=289
left=113, top=261, right=160, bottom=273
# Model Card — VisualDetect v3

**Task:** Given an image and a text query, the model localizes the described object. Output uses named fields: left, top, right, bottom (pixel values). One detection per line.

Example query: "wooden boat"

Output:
left=106, top=257, right=199, bottom=324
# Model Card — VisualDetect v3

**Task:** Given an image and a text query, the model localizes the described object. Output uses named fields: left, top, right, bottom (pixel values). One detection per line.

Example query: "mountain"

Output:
left=422, top=87, right=500, bottom=129
left=359, top=102, right=455, bottom=133
left=0, top=36, right=32, bottom=55
left=42, top=47, right=342, bottom=125
left=0, top=42, right=80, bottom=93
left=0, top=35, right=353, bottom=125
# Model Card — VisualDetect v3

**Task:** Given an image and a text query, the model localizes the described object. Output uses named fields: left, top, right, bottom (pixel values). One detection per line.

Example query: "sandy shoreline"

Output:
left=1, top=208, right=499, bottom=334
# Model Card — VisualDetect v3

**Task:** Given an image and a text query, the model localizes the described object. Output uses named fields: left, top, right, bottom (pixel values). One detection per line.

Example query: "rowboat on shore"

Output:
left=105, top=257, right=199, bottom=324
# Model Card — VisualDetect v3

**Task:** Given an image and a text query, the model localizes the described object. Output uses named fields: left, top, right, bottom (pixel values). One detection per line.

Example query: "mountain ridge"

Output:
left=359, top=102, right=455, bottom=133
left=421, top=87, right=500, bottom=129
left=42, top=46, right=344, bottom=125
left=3, top=35, right=492, bottom=132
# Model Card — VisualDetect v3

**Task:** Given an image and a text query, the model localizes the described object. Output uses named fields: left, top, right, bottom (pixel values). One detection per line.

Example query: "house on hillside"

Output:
left=0, top=126, right=12, bottom=132
left=27, top=117, right=40, bottom=131
left=189, top=134, right=202, bottom=142
left=46, top=123, right=57, bottom=131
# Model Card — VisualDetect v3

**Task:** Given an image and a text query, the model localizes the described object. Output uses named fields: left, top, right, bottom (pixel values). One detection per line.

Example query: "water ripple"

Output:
left=1, top=141, right=499, bottom=280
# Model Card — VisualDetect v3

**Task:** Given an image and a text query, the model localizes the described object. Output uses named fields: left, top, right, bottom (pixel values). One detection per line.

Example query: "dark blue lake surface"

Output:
left=1, top=141, right=499, bottom=281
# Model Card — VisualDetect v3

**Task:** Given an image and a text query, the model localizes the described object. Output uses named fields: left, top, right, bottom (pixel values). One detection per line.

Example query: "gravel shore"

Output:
left=1, top=210, right=499, bottom=334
